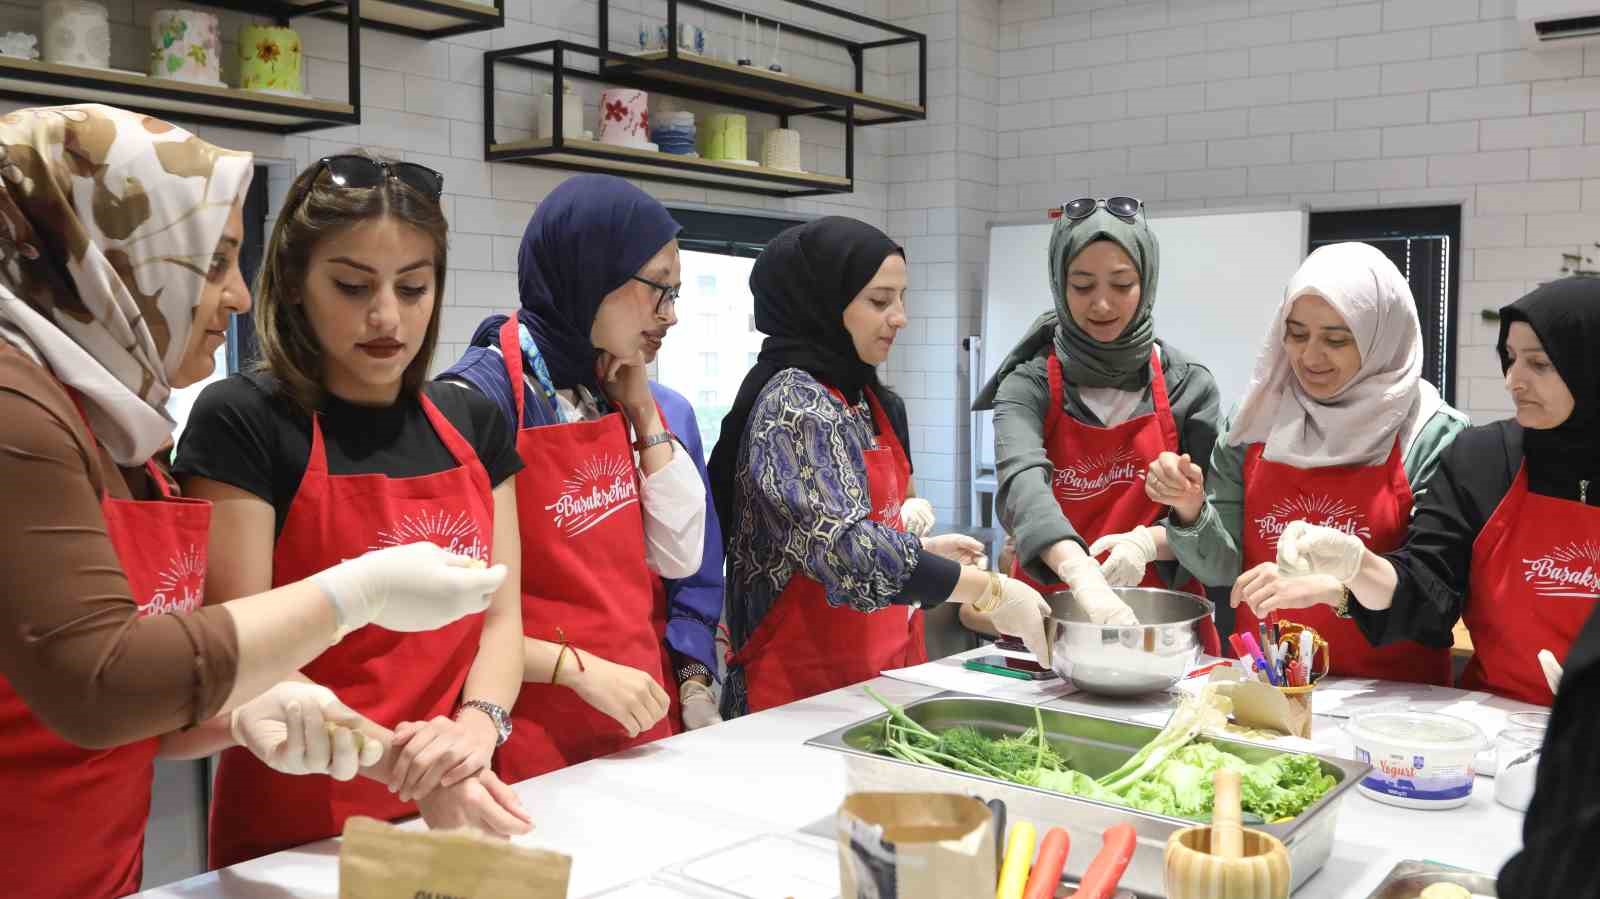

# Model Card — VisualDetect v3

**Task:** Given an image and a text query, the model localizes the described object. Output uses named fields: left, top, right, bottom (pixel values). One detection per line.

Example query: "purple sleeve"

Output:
left=651, top=382, right=723, bottom=673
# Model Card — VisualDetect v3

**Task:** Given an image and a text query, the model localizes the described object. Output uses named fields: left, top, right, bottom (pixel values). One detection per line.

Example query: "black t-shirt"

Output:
left=174, top=372, right=523, bottom=536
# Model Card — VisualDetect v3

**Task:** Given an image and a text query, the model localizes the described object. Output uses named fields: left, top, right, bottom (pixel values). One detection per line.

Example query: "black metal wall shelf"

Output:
left=485, top=41, right=855, bottom=198
left=282, top=0, right=504, bottom=40
left=3, top=0, right=361, bottom=133
left=600, top=0, right=925, bottom=126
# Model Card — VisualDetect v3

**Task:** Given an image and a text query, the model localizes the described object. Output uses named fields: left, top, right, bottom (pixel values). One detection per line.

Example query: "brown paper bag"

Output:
left=339, top=816, right=570, bottom=899
left=1210, top=667, right=1314, bottom=738
left=836, top=792, right=996, bottom=899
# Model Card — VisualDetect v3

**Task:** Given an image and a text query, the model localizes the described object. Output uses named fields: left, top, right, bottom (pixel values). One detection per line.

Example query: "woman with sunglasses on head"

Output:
left=1253, top=278, right=1600, bottom=706
left=1147, top=243, right=1468, bottom=684
left=439, top=174, right=705, bottom=782
left=0, top=108, right=505, bottom=898
left=971, top=198, right=1221, bottom=641
left=709, top=217, right=1054, bottom=718
left=176, top=152, right=532, bottom=867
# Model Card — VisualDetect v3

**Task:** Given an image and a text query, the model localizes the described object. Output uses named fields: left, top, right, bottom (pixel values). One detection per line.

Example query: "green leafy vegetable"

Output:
left=862, top=687, right=1335, bottom=824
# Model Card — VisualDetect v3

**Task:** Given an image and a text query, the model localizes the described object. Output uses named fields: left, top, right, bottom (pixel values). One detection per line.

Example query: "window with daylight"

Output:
left=1308, top=205, right=1461, bottom=405
left=653, top=209, right=804, bottom=454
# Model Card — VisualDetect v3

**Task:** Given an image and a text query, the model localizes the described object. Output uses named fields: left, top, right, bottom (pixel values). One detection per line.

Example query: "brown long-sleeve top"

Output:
left=0, top=340, right=238, bottom=749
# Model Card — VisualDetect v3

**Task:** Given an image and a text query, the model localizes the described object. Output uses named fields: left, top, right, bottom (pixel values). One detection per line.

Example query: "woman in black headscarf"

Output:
left=1262, top=277, right=1600, bottom=706
left=708, top=217, right=1053, bottom=718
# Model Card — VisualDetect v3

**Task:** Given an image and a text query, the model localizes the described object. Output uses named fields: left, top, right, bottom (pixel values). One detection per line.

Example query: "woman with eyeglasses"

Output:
left=439, top=174, right=706, bottom=783
left=176, top=152, right=533, bottom=867
left=709, top=217, right=1054, bottom=719
left=971, top=197, right=1222, bottom=641
left=1146, top=243, right=1468, bottom=685
left=0, top=108, right=506, bottom=898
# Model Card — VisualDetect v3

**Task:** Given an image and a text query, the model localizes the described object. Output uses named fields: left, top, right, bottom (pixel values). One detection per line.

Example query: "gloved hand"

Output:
left=986, top=573, right=1055, bottom=668
left=309, top=542, right=507, bottom=634
left=1056, top=554, right=1140, bottom=627
left=1087, top=526, right=1157, bottom=587
left=900, top=498, right=936, bottom=537
left=1539, top=649, right=1563, bottom=696
left=680, top=679, right=722, bottom=730
left=1275, top=521, right=1365, bottom=583
left=923, top=533, right=987, bottom=567
left=231, top=681, right=382, bottom=781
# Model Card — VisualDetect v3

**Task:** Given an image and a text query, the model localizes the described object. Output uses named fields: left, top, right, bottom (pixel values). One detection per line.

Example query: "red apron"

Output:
left=728, top=383, right=926, bottom=714
left=1012, top=351, right=1219, bottom=654
left=1460, top=463, right=1600, bottom=705
left=208, top=394, right=493, bottom=869
left=0, top=393, right=209, bottom=898
left=1239, top=439, right=1450, bottom=685
left=493, top=318, right=674, bottom=785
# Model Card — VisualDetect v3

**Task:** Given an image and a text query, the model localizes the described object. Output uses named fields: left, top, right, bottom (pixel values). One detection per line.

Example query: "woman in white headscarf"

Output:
left=1145, top=242, right=1468, bottom=683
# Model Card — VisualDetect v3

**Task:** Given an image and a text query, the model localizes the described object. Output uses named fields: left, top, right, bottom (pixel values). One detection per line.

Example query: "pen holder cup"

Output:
left=1164, top=826, right=1291, bottom=899
left=1271, top=621, right=1332, bottom=681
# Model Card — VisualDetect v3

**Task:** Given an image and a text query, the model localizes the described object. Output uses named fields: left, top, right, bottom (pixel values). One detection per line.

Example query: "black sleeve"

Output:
left=903, top=550, right=961, bottom=608
left=1353, top=422, right=1518, bottom=648
left=1498, top=605, right=1600, bottom=897
left=426, top=381, right=523, bottom=488
left=172, top=374, right=283, bottom=505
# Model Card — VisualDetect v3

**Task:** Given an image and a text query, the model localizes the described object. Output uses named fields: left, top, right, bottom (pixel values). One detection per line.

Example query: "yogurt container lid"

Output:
left=1346, top=710, right=1487, bottom=751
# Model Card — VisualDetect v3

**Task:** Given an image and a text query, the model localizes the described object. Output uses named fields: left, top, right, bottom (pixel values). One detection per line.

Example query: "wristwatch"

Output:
left=1333, top=586, right=1353, bottom=620
left=458, top=700, right=513, bottom=746
left=972, top=571, right=1003, bottom=612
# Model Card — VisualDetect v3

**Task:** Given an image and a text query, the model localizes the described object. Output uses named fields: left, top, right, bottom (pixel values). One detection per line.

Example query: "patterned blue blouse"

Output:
left=720, top=368, right=927, bottom=717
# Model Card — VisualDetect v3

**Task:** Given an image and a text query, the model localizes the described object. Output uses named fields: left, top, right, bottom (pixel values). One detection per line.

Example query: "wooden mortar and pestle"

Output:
left=1164, top=769, right=1292, bottom=899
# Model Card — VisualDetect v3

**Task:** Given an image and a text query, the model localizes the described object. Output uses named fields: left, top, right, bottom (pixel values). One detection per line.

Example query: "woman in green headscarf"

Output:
left=972, top=199, right=1221, bottom=635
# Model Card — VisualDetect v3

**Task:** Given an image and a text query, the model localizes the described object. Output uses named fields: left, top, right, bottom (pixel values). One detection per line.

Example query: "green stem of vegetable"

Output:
left=1034, top=706, right=1047, bottom=770
left=865, top=685, right=938, bottom=741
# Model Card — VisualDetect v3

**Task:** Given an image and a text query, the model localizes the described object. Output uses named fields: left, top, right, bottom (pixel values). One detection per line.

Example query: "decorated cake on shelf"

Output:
left=149, top=9, right=222, bottom=85
left=703, top=113, right=750, bottom=164
left=762, top=128, right=801, bottom=172
left=41, top=0, right=110, bottom=69
left=238, top=24, right=302, bottom=95
left=599, top=88, right=654, bottom=150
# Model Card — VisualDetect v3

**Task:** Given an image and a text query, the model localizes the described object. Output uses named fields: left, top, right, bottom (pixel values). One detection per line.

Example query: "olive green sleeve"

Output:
left=1163, top=415, right=1247, bottom=588
left=993, top=358, right=1081, bottom=583
left=1402, top=405, right=1472, bottom=498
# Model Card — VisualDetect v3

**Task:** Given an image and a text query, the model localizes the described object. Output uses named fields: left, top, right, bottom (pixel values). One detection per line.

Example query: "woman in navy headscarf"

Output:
left=440, top=174, right=707, bottom=782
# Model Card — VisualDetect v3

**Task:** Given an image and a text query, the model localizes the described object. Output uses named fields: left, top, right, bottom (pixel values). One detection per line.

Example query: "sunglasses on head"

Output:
left=1052, top=196, right=1143, bottom=222
left=310, top=154, right=444, bottom=200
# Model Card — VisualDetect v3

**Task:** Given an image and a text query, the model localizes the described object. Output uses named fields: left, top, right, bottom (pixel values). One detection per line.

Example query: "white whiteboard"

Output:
left=975, top=207, right=1309, bottom=471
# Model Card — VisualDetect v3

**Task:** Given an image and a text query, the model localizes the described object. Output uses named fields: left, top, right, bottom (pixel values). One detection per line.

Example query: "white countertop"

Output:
left=134, top=677, right=1526, bottom=898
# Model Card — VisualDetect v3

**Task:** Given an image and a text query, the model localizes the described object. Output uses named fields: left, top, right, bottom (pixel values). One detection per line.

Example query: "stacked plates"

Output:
left=652, top=111, right=697, bottom=156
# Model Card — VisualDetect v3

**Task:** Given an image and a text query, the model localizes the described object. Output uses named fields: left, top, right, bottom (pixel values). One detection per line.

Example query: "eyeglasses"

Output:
left=631, top=274, right=680, bottom=316
left=310, top=155, right=444, bottom=200
left=1052, top=196, right=1143, bottom=222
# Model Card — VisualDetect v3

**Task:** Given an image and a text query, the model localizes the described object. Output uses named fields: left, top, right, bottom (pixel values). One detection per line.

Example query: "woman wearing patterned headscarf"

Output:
left=1267, top=276, right=1600, bottom=707
left=711, top=216, right=1053, bottom=719
left=0, top=105, right=504, bottom=897
left=1156, top=242, right=1469, bottom=684
left=973, top=199, right=1221, bottom=637
left=440, top=174, right=707, bottom=783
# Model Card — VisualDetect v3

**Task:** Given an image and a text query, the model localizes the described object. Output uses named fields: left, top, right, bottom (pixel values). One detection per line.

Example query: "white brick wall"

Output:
left=992, top=0, right=1600, bottom=430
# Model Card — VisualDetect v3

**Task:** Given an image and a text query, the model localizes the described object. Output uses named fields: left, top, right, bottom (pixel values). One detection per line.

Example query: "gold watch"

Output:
left=1333, top=586, right=1353, bottom=619
left=972, top=571, right=1003, bottom=612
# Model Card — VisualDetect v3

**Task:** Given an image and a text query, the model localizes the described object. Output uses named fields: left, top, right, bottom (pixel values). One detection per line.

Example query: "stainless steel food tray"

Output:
left=805, top=693, right=1369, bottom=897
left=1364, top=860, right=1497, bottom=898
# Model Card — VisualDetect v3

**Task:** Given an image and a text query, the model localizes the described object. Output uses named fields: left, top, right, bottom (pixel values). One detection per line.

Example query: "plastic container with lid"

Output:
left=1345, top=710, right=1487, bottom=810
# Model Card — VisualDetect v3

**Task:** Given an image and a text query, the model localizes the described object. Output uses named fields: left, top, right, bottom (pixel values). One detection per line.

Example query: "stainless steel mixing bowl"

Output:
left=1044, top=587, right=1214, bottom=696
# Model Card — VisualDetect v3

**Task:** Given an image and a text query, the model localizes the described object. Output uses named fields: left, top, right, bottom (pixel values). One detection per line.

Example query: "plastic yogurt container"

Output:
left=1345, top=710, right=1487, bottom=810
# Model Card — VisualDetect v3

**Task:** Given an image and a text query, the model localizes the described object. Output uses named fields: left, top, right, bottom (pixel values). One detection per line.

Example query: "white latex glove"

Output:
left=680, top=679, right=723, bottom=730
left=1088, top=526, right=1158, bottom=588
left=309, top=542, right=507, bottom=634
left=923, top=533, right=987, bottom=566
left=987, top=574, right=1055, bottom=668
left=1276, top=521, right=1364, bottom=583
left=1056, top=554, right=1140, bottom=627
left=1539, top=649, right=1563, bottom=696
left=900, top=497, right=936, bottom=537
left=230, top=682, right=382, bottom=781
